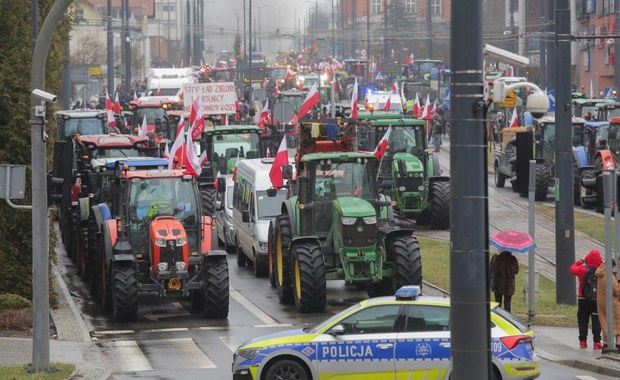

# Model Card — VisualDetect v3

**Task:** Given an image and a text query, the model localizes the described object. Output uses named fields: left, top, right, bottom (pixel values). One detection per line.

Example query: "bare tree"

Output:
left=71, top=32, right=107, bottom=66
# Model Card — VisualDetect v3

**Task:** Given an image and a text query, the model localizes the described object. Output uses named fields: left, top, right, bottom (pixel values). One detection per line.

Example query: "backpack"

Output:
left=581, top=266, right=597, bottom=300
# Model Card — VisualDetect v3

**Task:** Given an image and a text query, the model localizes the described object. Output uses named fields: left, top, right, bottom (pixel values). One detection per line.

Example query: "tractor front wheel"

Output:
left=580, top=168, right=595, bottom=209
left=268, top=221, right=276, bottom=287
left=291, top=241, right=326, bottom=312
left=112, top=263, right=138, bottom=322
left=201, top=187, right=217, bottom=217
left=429, top=181, right=450, bottom=229
left=275, top=215, right=293, bottom=304
left=202, top=256, right=229, bottom=318
left=368, top=235, right=422, bottom=297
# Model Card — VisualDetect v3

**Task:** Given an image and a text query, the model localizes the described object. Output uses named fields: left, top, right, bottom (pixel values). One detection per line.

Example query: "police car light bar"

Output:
left=395, top=285, right=422, bottom=300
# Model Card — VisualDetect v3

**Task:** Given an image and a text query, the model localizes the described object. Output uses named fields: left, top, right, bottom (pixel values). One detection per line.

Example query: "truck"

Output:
left=268, top=120, right=423, bottom=312
left=146, top=68, right=194, bottom=96
left=87, top=165, right=229, bottom=321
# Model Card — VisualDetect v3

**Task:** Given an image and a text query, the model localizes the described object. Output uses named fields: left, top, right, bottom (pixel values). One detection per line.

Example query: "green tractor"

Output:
left=269, top=122, right=422, bottom=313
left=197, top=125, right=275, bottom=216
left=356, top=115, right=450, bottom=229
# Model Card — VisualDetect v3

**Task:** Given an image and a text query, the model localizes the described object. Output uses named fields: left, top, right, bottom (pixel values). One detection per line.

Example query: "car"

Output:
left=232, top=286, right=540, bottom=380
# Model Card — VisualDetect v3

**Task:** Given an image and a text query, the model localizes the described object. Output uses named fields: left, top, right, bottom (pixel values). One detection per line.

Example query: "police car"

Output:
left=232, top=286, right=540, bottom=380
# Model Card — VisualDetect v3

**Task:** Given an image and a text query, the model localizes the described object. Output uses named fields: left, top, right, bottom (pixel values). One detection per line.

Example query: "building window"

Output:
left=372, top=0, right=382, bottom=14
left=406, top=0, right=416, bottom=14
left=75, top=8, right=84, bottom=21
left=431, top=0, right=441, bottom=16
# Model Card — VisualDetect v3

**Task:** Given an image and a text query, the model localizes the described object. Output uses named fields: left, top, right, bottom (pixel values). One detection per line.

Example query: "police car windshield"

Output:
left=256, top=190, right=287, bottom=219
left=308, top=303, right=363, bottom=334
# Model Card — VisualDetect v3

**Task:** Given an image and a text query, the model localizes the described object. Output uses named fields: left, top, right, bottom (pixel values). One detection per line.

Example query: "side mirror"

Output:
left=216, top=177, right=226, bottom=193
left=282, top=164, right=293, bottom=180
left=215, top=200, right=223, bottom=211
left=609, top=127, right=618, bottom=140
left=242, top=209, right=250, bottom=223
left=597, top=139, right=608, bottom=150
left=397, top=159, right=407, bottom=178
left=327, top=324, right=346, bottom=336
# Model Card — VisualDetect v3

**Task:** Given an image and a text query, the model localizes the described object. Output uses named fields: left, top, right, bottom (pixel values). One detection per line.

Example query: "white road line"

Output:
left=200, top=326, right=227, bottom=330
left=575, top=376, right=598, bottom=380
left=164, top=338, right=216, bottom=369
left=254, top=324, right=294, bottom=328
left=219, top=336, right=244, bottom=353
left=112, top=340, right=153, bottom=372
left=142, top=328, right=188, bottom=333
left=230, top=287, right=281, bottom=326
left=93, top=330, right=135, bottom=335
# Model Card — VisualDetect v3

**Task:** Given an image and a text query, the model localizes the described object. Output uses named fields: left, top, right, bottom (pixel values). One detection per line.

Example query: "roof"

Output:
left=535, top=115, right=586, bottom=124
left=78, top=133, right=149, bottom=147
left=300, top=151, right=377, bottom=163
left=55, top=109, right=106, bottom=118
left=121, top=169, right=187, bottom=180
left=83, top=0, right=154, bottom=17
left=584, top=121, right=610, bottom=128
left=130, top=96, right=180, bottom=107
left=203, top=125, right=263, bottom=134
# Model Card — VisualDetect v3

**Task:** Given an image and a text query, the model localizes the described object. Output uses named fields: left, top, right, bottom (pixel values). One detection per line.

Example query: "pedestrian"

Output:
left=492, top=250, right=519, bottom=312
left=430, top=108, right=445, bottom=152
left=596, top=259, right=619, bottom=350
left=569, top=249, right=603, bottom=349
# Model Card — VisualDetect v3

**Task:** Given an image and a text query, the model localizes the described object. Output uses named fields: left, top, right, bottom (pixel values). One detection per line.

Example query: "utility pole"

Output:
left=539, top=1, right=546, bottom=89
left=352, top=0, right=356, bottom=57
left=123, top=0, right=131, bottom=95
left=546, top=0, right=556, bottom=90
left=186, top=0, right=191, bottom=66
left=615, top=0, right=620, bottom=88
left=249, top=0, right=252, bottom=102
left=450, top=0, right=491, bottom=378
left=555, top=0, right=575, bottom=305
left=427, top=0, right=432, bottom=58
left=107, top=0, right=114, bottom=94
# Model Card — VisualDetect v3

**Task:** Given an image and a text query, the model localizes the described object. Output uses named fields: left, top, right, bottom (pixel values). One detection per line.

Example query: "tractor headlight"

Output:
left=157, top=262, right=169, bottom=272
left=176, top=237, right=187, bottom=246
left=363, top=216, right=377, bottom=224
left=398, top=186, right=406, bottom=192
left=418, top=185, right=425, bottom=191
left=341, top=217, right=357, bottom=225
left=155, top=238, right=166, bottom=247
left=414, top=172, right=423, bottom=178
left=175, top=261, right=187, bottom=271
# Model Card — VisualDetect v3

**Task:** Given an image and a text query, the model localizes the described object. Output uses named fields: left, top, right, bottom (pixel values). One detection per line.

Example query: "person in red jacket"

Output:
left=570, top=249, right=603, bottom=349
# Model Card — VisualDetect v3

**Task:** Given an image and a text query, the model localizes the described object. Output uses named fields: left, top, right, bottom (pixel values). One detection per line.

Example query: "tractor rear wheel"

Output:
left=202, top=256, right=229, bottom=318
left=112, top=264, right=138, bottom=322
left=573, top=159, right=581, bottom=205
left=494, top=162, right=506, bottom=188
left=580, top=169, right=595, bottom=209
left=275, top=215, right=294, bottom=304
left=291, top=241, right=326, bottom=312
left=429, top=181, right=450, bottom=229
left=201, top=187, right=217, bottom=217
left=534, top=163, right=550, bottom=201
left=268, top=222, right=276, bottom=287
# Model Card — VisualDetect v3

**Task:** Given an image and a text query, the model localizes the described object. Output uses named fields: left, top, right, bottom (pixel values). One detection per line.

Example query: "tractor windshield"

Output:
left=60, top=118, right=106, bottom=139
left=128, top=177, right=200, bottom=253
left=388, top=126, right=426, bottom=156
left=211, top=133, right=261, bottom=175
left=136, top=107, right=166, bottom=125
left=93, top=148, right=143, bottom=159
left=314, top=161, right=378, bottom=201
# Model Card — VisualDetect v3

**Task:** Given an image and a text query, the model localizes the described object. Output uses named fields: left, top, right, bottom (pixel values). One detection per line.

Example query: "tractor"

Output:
left=268, top=121, right=423, bottom=313
left=196, top=125, right=271, bottom=216
left=87, top=165, right=229, bottom=321
left=581, top=117, right=620, bottom=211
left=55, top=109, right=113, bottom=141
left=493, top=116, right=586, bottom=202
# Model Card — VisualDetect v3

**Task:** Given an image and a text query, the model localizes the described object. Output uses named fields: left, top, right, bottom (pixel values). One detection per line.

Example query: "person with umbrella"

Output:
left=491, top=250, right=519, bottom=312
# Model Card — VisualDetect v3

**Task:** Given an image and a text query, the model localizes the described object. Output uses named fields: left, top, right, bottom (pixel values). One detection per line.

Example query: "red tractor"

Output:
left=126, top=96, right=182, bottom=137
left=88, top=166, right=229, bottom=321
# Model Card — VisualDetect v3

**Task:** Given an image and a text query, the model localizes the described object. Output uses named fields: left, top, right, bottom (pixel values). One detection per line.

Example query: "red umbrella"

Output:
left=489, top=230, right=537, bottom=254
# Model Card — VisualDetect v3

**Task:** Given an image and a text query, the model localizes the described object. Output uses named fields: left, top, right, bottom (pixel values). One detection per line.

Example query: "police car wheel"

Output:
left=264, top=358, right=310, bottom=380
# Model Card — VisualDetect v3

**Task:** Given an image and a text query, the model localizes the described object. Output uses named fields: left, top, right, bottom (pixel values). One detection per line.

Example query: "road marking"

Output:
left=254, top=324, right=294, bottom=328
left=143, top=327, right=188, bottom=333
left=219, top=336, right=244, bottom=353
left=230, top=287, right=281, bottom=326
left=112, top=340, right=153, bottom=371
left=162, top=338, right=216, bottom=369
left=200, top=326, right=227, bottom=330
left=575, top=376, right=598, bottom=380
left=93, top=330, right=135, bottom=335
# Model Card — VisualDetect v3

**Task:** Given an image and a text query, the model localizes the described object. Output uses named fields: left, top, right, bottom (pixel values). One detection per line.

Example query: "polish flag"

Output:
left=391, top=81, right=398, bottom=93
left=183, top=126, right=202, bottom=176
left=297, top=84, right=320, bottom=120
left=350, top=78, right=359, bottom=120
left=430, top=100, right=437, bottom=117
left=235, top=97, right=241, bottom=122
left=412, top=93, right=421, bottom=116
left=266, top=147, right=271, bottom=158
left=383, top=97, right=391, bottom=112
left=189, top=97, right=200, bottom=125
left=420, top=94, right=431, bottom=120
left=156, top=84, right=162, bottom=96
left=105, top=90, right=116, bottom=127
left=258, top=99, right=270, bottom=128
left=163, top=142, right=170, bottom=159
left=175, top=84, right=184, bottom=100
left=113, top=92, right=121, bottom=114
left=191, top=106, right=205, bottom=139
left=269, top=136, right=289, bottom=188
left=509, top=107, right=519, bottom=128
left=407, top=53, right=414, bottom=65
left=198, top=150, right=208, bottom=166
left=133, top=90, right=138, bottom=101
left=373, top=127, right=392, bottom=159
left=168, top=123, right=185, bottom=170
left=138, top=115, right=148, bottom=136
left=285, top=67, right=295, bottom=81
left=274, top=85, right=280, bottom=97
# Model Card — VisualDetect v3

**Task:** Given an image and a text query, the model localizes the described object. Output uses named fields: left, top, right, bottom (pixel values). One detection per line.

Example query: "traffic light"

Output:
left=47, top=173, right=64, bottom=206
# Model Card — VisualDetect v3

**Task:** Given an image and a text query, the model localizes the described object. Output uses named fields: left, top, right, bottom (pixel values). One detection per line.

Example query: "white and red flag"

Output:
left=420, top=94, right=431, bottom=120
left=138, top=115, right=148, bottom=136
left=257, top=99, right=270, bottom=128
left=297, top=84, right=320, bottom=120
left=168, top=122, right=185, bottom=170
left=269, top=136, right=289, bottom=188
left=285, top=67, right=295, bottom=81
left=391, top=81, right=398, bottom=93
left=509, top=107, right=519, bottom=128
left=383, top=97, right=391, bottom=112
left=156, top=84, right=162, bottom=96
left=412, top=93, right=421, bottom=117
left=133, top=90, right=138, bottom=101
left=350, top=78, right=359, bottom=120
left=183, top=126, right=202, bottom=177
left=373, top=127, right=392, bottom=159
left=105, top=90, right=116, bottom=127
left=190, top=97, right=199, bottom=125
left=163, top=142, right=170, bottom=159
left=198, top=150, right=208, bottom=166
left=407, top=53, right=414, bottom=65
left=191, top=104, right=205, bottom=139
left=113, top=92, right=121, bottom=114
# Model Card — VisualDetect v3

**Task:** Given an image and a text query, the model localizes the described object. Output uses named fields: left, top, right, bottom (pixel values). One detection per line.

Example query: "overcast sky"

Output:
left=203, top=0, right=330, bottom=57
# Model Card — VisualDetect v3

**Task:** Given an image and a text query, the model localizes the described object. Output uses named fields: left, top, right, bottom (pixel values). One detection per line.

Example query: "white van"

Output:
left=232, top=158, right=288, bottom=277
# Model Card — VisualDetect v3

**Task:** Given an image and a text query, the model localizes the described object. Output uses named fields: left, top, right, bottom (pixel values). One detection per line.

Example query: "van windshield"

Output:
left=256, top=190, right=287, bottom=219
